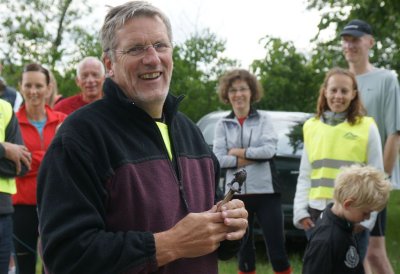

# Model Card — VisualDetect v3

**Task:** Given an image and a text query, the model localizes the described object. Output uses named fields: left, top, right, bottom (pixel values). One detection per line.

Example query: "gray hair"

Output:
left=101, top=1, right=173, bottom=61
left=76, top=56, right=105, bottom=78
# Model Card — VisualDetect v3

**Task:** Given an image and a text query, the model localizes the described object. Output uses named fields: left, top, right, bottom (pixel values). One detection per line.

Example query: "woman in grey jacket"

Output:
left=213, top=69, right=292, bottom=274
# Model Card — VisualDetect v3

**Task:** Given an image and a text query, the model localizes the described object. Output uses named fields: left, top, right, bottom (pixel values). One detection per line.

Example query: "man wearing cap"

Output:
left=341, top=19, right=400, bottom=274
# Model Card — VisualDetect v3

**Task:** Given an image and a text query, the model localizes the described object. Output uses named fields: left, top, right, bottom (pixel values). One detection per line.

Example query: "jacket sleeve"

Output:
left=0, top=112, right=29, bottom=177
left=293, top=148, right=312, bottom=229
left=217, top=238, right=242, bottom=260
left=13, top=92, right=23, bottom=112
left=37, top=136, right=158, bottom=274
left=213, top=120, right=237, bottom=168
left=367, top=122, right=384, bottom=171
left=244, top=113, right=278, bottom=160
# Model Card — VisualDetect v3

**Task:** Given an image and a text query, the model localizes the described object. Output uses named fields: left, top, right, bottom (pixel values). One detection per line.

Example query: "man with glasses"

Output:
left=54, top=56, right=105, bottom=115
left=37, top=2, right=248, bottom=274
left=341, top=19, right=400, bottom=274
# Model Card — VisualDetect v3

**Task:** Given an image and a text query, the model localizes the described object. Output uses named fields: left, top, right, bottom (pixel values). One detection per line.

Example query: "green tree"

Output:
left=251, top=36, right=321, bottom=113
left=307, top=0, right=400, bottom=74
left=171, top=29, right=238, bottom=122
left=0, top=0, right=102, bottom=96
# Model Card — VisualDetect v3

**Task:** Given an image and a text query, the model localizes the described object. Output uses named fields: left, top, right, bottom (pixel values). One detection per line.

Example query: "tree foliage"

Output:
left=251, top=36, right=321, bottom=113
left=0, top=1, right=340, bottom=121
left=0, top=0, right=102, bottom=96
left=171, top=29, right=238, bottom=122
left=307, top=0, right=400, bottom=75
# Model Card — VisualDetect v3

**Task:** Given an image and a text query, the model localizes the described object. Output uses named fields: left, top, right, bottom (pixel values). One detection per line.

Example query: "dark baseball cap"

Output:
left=340, top=19, right=372, bottom=37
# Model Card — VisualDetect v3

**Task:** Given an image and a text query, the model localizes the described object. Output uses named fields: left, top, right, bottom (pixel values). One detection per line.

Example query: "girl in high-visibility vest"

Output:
left=293, top=67, right=383, bottom=267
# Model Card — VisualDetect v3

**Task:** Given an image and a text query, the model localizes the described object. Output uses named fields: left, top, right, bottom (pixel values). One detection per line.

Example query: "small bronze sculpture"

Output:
left=217, top=169, right=246, bottom=210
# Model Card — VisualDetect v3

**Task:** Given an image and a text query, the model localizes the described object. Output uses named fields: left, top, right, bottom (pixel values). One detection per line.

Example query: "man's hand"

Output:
left=216, top=199, right=248, bottom=241
left=154, top=199, right=248, bottom=267
left=2, top=142, right=31, bottom=174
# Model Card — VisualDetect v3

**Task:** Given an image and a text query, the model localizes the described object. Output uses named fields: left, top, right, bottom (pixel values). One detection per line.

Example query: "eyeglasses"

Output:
left=228, top=87, right=250, bottom=93
left=112, top=42, right=172, bottom=57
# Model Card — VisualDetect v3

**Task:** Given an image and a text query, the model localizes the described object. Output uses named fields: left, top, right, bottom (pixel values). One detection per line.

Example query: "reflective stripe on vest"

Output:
left=0, top=99, right=16, bottom=194
left=303, top=117, right=374, bottom=200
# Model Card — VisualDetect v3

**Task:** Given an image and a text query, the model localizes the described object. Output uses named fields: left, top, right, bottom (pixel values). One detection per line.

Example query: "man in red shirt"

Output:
left=54, top=56, right=105, bottom=115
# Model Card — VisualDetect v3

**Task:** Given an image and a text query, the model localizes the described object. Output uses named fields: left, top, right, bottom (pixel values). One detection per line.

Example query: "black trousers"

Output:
left=13, top=205, right=38, bottom=274
left=237, top=193, right=290, bottom=272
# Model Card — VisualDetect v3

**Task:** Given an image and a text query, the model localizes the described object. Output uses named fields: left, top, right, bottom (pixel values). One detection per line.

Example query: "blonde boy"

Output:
left=302, top=165, right=391, bottom=274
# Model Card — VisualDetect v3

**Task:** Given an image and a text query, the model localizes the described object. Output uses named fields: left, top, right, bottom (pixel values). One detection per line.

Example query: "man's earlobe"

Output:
left=102, top=56, right=114, bottom=77
left=369, top=36, right=375, bottom=48
left=102, top=53, right=112, bottom=70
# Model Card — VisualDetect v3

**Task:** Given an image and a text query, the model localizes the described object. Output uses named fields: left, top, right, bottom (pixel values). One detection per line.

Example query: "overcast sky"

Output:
left=96, top=0, right=323, bottom=67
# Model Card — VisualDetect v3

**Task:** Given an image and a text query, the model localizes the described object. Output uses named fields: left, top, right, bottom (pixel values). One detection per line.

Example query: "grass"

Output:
left=386, top=189, right=400, bottom=271
left=218, top=189, right=400, bottom=274
left=218, top=239, right=304, bottom=274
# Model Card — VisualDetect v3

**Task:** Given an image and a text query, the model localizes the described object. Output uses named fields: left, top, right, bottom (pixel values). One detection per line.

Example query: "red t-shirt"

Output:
left=237, top=116, right=247, bottom=126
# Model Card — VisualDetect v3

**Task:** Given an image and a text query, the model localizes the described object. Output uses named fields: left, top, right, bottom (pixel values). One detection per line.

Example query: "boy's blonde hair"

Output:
left=334, top=165, right=392, bottom=211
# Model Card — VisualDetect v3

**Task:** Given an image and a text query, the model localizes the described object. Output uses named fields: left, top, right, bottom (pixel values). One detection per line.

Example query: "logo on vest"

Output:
left=344, top=245, right=359, bottom=268
left=343, top=132, right=358, bottom=140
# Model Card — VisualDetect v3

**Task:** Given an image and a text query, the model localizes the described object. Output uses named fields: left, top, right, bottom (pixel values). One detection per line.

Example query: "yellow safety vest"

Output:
left=304, top=117, right=374, bottom=200
left=0, top=99, right=17, bottom=194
